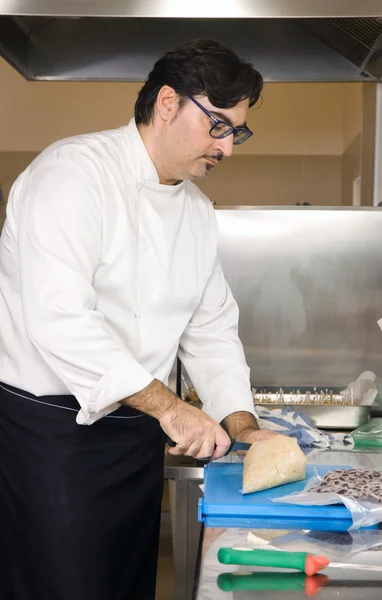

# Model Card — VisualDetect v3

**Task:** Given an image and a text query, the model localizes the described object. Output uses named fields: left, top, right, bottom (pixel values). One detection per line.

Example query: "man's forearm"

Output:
left=121, top=379, right=179, bottom=420
left=221, top=411, right=259, bottom=439
left=123, top=380, right=233, bottom=459
left=123, top=385, right=259, bottom=439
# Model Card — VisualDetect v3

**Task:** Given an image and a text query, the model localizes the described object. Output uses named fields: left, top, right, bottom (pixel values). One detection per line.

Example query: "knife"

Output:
left=166, top=437, right=251, bottom=458
left=218, top=548, right=382, bottom=575
left=217, top=572, right=329, bottom=596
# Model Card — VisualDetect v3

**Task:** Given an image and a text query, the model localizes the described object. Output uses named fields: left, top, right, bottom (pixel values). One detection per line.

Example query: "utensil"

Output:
left=217, top=572, right=329, bottom=596
left=218, top=547, right=382, bottom=575
left=166, top=437, right=250, bottom=458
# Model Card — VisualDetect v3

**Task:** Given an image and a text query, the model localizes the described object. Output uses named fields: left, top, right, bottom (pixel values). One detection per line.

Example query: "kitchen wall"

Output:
left=360, top=83, right=377, bottom=206
left=199, top=81, right=356, bottom=206
left=197, top=155, right=342, bottom=206
left=0, top=56, right=368, bottom=229
left=341, top=135, right=361, bottom=207
left=0, top=152, right=37, bottom=225
left=0, top=58, right=348, bottom=154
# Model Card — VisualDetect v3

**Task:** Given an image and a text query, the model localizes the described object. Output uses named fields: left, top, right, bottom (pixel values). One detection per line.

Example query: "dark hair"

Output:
left=135, top=39, right=263, bottom=125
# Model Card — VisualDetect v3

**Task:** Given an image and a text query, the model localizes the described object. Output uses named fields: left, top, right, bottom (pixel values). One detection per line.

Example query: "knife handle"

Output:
left=165, top=437, right=236, bottom=457
left=218, top=572, right=306, bottom=592
left=224, top=438, right=237, bottom=455
left=217, top=572, right=329, bottom=596
left=218, top=548, right=328, bottom=575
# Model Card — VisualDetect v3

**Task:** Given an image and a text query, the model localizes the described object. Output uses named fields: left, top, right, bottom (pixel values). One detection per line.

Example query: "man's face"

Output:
left=167, top=95, right=250, bottom=181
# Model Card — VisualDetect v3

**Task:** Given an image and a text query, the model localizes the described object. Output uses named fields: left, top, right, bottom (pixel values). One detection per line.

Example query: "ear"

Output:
left=155, top=85, right=181, bottom=122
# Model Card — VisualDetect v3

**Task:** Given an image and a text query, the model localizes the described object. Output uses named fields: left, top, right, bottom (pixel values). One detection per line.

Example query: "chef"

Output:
left=0, top=39, right=276, bottom=599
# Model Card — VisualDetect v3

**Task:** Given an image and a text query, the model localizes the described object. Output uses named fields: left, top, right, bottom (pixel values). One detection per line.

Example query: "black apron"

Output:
left=0, top=382, right=165, bottom=600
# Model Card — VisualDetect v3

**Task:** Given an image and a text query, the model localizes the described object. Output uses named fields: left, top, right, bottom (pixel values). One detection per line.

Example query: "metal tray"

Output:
left=254, top=403, right=372, bottom=430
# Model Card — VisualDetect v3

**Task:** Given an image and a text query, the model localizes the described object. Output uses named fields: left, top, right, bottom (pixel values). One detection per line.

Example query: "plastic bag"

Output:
left=340, top=371, right=378, bottom=405
left=269, top=529, right=382, bottom=560
left=272, top=468, right=382, bottom=530
left=241, top=436, right=306, bottom=494
left=351, top=418, right=382, bottom=447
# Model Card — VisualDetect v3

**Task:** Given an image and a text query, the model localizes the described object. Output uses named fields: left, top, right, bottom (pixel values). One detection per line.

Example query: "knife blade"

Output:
left=225, top=439, right=251, bottom=454
left=327, top=562, right=382, bottom=572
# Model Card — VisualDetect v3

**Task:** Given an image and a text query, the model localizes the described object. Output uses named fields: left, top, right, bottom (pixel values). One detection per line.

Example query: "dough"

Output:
left=242, top=435, right=306, bottom=495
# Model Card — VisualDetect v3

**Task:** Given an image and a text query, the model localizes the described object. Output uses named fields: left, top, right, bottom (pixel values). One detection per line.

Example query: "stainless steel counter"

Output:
left=165, top=448, right=382, bottom=600
left=193, top=449, right=382, bottom=600
left=195, top=526, right=382, bottom=599
left=164, top=454, right=204, bottom=600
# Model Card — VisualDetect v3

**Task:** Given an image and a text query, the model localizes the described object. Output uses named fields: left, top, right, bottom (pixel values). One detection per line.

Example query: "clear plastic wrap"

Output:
left=272, top=468, right=382, bottom=530
left=269, top=529, right=382, bottom=560
left=340, top=371, right=378, bottom=406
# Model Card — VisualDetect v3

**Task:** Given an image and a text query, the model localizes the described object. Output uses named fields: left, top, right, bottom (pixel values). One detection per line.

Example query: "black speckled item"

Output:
left=309, top=469, right=382, bottom=504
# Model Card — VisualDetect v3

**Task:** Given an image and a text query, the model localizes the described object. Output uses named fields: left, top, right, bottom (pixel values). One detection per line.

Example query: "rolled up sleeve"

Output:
left=18, top=157, right=153, bottom=425
left=178, top=256, right=257, bottom=424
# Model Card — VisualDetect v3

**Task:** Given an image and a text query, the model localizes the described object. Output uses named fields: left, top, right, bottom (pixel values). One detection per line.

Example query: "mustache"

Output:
left=203, top=153, right=224, bottom=163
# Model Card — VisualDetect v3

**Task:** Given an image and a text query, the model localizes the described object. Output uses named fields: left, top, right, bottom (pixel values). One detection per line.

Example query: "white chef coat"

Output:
left=0, top=119, right=255, bottom=425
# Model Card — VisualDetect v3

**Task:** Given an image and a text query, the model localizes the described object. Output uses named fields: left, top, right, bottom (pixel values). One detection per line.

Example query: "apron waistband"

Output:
left=0, top=381, right=147, bottom=419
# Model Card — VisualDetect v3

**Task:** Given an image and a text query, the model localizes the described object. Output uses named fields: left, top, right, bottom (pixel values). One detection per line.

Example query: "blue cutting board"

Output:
left=198, top=462, right=377, bottom=531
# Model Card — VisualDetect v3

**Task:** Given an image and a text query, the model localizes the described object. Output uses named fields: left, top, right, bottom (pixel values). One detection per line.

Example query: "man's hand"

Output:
left=235, top=426, right=279, bottom=444
left=221, top=410, right=280, bottom=446
left=122, top=379, right=231, bottom=460
left=160, top=402, right=231, bottom=460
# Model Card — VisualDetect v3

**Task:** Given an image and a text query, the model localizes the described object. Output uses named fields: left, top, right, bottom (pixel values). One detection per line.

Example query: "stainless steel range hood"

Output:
left=1, top=1, right=382, bottom=81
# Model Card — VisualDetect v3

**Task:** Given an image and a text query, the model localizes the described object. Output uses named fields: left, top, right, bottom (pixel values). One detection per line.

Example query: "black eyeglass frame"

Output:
left=188, top=96, right=253, bottom=145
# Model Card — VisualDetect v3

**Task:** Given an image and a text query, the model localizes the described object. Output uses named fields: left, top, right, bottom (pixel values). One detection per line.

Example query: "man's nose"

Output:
left=214, top=134, right=234, bottom=158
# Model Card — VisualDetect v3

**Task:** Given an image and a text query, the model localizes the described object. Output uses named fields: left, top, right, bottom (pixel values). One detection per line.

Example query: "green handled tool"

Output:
left=218, top=548, right=329, bottom=576
left=217, top=572, right=329, bottom=596
left=218, top=547, right=382, bottom=576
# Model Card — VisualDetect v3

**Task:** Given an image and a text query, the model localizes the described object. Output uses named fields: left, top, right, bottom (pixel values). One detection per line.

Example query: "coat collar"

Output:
left=125, top=118, right=185, bottom=192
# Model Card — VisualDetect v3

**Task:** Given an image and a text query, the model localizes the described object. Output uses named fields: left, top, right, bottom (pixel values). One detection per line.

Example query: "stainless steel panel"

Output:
left=216, top=208, right=382, bottom=397
left=2, top=1, right=382, bottom=81
left=255, top=403, right=372, bottom=429
left=164, top=453, right=204, bottom=480
left=304, top=18, right=382, bottom=78
left=0, top=17, right=374, bottom=82
left=165, top=453, right=203, bottom=600
left=1, top=1, right=382, bottom=82
left=1, top=0, right=382, bottom=18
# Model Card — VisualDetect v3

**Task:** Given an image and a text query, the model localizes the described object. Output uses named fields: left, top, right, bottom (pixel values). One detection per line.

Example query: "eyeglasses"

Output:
left=188, top=96, right=253, bottom=145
